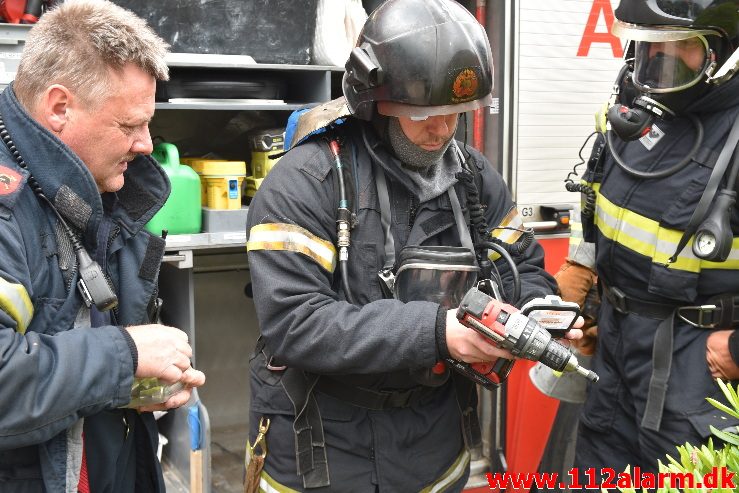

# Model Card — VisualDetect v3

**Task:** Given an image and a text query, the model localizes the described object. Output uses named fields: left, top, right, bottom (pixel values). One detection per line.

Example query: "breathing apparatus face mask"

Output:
left=633, top=36, right=714, bottom=93
left=606, top=24, right=722, bottom=141
left=384, top=245, right=479, bottom=309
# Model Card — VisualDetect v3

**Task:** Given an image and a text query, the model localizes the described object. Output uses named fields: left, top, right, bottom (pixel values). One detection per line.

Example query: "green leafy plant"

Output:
left=617, top=379, right=739, bottom=493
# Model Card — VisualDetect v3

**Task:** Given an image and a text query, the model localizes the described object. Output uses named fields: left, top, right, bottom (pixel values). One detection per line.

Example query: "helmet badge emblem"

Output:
left=452, top=68, right=479, bottom=101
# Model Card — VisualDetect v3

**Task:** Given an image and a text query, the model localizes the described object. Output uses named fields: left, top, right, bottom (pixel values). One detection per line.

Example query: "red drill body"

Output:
left=446, top=287, right=598, bottom=389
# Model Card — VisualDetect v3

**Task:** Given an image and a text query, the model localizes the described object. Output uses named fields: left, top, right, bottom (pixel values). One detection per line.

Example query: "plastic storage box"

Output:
left=186, top=159, right=247, bottom=210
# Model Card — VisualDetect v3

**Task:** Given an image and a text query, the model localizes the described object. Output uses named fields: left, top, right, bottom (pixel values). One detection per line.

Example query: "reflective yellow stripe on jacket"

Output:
left=0, top=277, right=33, bottom=334
left=247, top=223, right=337, bottom=273
left=488, top=207, right=524, bottom=261
left=257, top=469, right=300, bottom=493
left=419, top=447, right=471, bottom=493
left=594, top=188, right=739, bottom=272
left=257, top=447, right=470, bottom=493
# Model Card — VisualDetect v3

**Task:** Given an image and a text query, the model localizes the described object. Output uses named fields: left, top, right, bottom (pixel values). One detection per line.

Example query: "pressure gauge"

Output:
left=691, top=188, right=734, bottom=262
left=693, top=230, right=717, bottom=258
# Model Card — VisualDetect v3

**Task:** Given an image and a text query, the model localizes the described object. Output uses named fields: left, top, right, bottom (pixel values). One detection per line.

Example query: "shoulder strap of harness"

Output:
left=252, top=337, right=330, bottom=489
left=668, top=113, right=739, bottom=263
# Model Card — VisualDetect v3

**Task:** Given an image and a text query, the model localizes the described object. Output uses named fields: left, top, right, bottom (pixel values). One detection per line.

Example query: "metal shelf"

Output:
left=164, top=231, right=247, bottom=252
left=165, top=53, right=343, bottom=72
left=155, top=101, right=316, bottom=111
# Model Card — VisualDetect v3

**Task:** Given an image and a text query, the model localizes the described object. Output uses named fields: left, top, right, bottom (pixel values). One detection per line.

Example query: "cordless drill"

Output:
left=446, top=287, right=599, bottom=389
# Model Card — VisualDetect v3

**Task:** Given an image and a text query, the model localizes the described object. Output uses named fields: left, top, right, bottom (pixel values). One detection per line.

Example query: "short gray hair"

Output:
left=14, top=0, right=170, bottom=111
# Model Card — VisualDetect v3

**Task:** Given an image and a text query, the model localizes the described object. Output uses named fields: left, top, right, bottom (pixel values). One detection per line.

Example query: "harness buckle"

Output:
left=677, top=304, right=719, bottom=328
left=377, top=268, right=395, bottom=298
left=607, top=286, right=629, bottom=314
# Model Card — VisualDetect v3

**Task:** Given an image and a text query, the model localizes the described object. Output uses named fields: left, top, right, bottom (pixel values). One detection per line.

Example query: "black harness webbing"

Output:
left=601, top=284, right=678, bottom=431
left=253, top=337, right=330, bottom=489
left=602, top=284, right=733, bottom=431
left=280, top=369, right=330, bottom=488
left=641, top=312, right=675, bottom=431
left=669, top=113, right=739, bottom=263
left=315, top=376, right=436, bottom=411
left=451, top=371, right=482, bottom=449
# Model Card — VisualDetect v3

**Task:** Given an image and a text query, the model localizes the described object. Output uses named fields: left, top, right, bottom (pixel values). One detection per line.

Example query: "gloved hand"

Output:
left=554, top=259, right=595, bottom=308
left=706, top=330, right=739, bottom=380
left=554, top=259, right=598, bottom=356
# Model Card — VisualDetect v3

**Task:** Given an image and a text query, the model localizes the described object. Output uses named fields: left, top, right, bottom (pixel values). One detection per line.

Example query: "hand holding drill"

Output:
left=445, top=287, right=598, bottom=388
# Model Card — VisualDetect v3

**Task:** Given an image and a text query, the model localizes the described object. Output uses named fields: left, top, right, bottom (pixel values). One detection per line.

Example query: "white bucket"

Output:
left=529, top=352, right=593, bottom=404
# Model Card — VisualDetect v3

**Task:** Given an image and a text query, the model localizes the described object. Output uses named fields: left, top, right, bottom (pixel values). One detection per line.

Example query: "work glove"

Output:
left=706, top=329, right=739, bottom=380
left=554, top=259, right=598, bottom=356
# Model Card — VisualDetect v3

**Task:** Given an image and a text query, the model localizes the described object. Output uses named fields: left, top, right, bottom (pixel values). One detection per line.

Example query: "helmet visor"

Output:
left=377, top=94, right=493, bottom=120
left=612, top=19, right=721, bottom=42
left=632, top=35, right=713, bottom=92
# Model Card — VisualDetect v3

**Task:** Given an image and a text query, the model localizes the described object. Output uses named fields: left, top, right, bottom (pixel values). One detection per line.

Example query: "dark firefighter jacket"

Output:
left=245, top=117, right=557, bottom=492
left=0, top=84, right=169, bottom=492
left=580, top=75, right=739, bottom=466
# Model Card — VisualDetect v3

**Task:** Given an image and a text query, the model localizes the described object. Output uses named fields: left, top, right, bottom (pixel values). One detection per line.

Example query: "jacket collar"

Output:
left=0, top=83, right=169, bottom=248
left=355, top=119, right=459, bottom=201
left=685, top=75, right=739, bottom=115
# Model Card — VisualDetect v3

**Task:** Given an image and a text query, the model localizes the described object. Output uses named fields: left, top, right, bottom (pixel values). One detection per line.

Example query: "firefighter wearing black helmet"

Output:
left=573, top=0, right=739, bottom=483
left=244, top=0, right=567, bottom=491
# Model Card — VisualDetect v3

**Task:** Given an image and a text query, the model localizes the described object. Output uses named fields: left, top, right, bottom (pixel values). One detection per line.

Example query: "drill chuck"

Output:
left=544, top=346, right=599, bottom=383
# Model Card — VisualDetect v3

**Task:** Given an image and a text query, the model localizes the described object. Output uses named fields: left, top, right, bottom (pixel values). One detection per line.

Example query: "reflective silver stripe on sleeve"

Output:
left=247, top=223, right=337, bottom=273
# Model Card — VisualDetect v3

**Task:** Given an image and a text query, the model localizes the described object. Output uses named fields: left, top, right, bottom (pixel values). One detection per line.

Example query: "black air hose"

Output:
left=565, top=181, right=597, bottom=218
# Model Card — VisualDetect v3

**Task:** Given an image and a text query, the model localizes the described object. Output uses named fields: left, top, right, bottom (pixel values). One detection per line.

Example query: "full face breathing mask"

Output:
left=607, top=34, right=717, bottom=142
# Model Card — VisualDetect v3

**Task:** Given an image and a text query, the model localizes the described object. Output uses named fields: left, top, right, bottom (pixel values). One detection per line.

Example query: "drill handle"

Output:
left=443, top=357, right=516, bottom=390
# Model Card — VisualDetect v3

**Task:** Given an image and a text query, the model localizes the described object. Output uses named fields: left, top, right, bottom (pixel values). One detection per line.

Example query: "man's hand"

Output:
left=554, top=260, right=596, bottom=310
left=707, top=330, right=739, bottom=380
left=554, top=260, right=598, bottom=355
left=125, top=324, right=206, bottom=410
left=445, top=308, right=514, bottom=363
left=135, top=366, right=205, bottom=412
left=565, top=317, right=585, bottom=341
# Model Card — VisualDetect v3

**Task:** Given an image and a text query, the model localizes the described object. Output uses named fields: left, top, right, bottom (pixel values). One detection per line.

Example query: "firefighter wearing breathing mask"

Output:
left=244, top=0, right=566, bottom=490
left=573, top=0, right=739, bottom=482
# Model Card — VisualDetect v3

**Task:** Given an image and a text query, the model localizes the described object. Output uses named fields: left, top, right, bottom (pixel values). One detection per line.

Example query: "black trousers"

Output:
left=572, top=302, right=734, bottom=489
